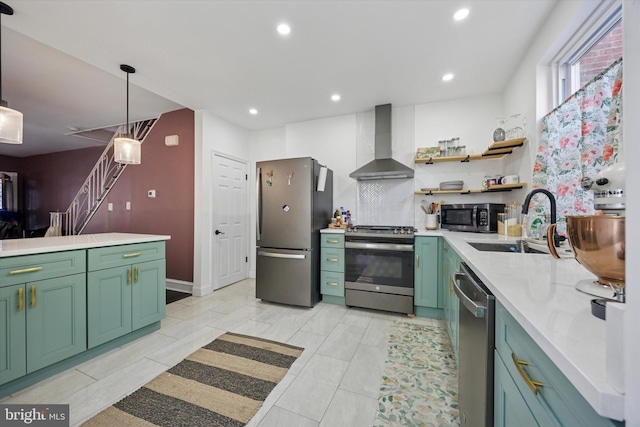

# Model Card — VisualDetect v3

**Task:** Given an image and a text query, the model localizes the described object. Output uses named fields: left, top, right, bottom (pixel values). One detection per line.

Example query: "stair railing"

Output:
left=63, top=119, right=157, bottom=235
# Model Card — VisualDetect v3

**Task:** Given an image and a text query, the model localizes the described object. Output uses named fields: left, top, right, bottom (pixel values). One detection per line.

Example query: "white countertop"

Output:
left=320, top=229, right=346, bottom=234
left=415, top=229, right=623, bottom=421
left=0, top=233, right=171, bottom=257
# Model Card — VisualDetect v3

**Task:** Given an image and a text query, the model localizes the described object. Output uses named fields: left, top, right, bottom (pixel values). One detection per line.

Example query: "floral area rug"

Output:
left=374, top=321, right=459, bottom=427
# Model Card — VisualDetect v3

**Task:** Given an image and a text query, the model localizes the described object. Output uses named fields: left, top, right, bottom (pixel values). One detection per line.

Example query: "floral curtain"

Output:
left=531, top=58, right=623, bottom=232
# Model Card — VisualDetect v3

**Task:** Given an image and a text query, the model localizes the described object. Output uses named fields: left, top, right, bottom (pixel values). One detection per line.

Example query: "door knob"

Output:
left=215, top=230, right=225, bottom=235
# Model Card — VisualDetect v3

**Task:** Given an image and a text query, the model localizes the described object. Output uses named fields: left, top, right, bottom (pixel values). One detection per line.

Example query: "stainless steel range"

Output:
left=344, top=225, right=415, bottom=315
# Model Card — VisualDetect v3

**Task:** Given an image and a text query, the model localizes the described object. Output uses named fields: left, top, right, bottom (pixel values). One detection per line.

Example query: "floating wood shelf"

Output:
left=415, top=138, right=527, bottom=164
left=415, top=183, right=527, bottom=196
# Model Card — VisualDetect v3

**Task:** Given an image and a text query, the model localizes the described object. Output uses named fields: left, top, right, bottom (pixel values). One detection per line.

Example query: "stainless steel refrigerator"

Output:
left=256, top=157, right=333, bottom=307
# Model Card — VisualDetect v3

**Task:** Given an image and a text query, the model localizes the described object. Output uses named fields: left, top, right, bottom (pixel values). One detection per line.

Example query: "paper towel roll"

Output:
left=317, top=166, right=328, bottom=191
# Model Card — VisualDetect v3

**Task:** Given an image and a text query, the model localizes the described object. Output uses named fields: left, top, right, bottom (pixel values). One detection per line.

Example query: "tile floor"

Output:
left=1, top=279, right=446, bottom=426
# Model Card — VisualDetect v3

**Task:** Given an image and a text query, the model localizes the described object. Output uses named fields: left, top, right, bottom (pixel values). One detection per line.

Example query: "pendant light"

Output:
left=0, top=2, right=22, bottom=144
left=114, top=64, right=141, bottom=164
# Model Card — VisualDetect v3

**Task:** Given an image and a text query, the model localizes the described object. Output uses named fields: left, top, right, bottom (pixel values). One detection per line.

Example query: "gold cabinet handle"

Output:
left=512, top=353, right=544, bottom=394
left=416, top=254, right=420, bottom=268
left=31, top=286, right=36, bottom=308
left=123, top=252, right=142, bottom=258
left=326, top=258, right=339, bottom=262
left=18, top=288, right=24, bottom=311
left=9, top=266, right=43, bottom=275
left=326, top=239, right=339, bottom=243
left=128, top=268, right=132, bottom=285
left=134, top=266, right=139, bottom=283
left=326, top=282, right=338, bottom=286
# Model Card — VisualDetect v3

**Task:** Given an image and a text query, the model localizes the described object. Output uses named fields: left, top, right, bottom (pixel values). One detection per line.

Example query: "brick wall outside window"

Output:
left=578, top=20, right=623, bottom=87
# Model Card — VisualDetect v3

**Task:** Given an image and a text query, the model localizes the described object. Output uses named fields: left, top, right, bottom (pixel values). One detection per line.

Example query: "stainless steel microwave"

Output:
left=440, top=203, right=505, bottom=233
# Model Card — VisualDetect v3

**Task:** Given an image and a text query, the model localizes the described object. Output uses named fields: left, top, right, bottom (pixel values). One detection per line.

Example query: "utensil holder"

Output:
left=426, top=214, right=438, bottom=230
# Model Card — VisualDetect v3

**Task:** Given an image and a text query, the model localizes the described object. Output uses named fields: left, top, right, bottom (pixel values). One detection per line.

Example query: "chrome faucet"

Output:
left=521, top=189, right=565, bottom=247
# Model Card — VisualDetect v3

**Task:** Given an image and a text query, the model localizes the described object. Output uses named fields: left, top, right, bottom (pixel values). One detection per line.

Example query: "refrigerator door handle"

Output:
left=256, top=167, right=262, bottom=241
left=258, top=251, right=306, bottom=260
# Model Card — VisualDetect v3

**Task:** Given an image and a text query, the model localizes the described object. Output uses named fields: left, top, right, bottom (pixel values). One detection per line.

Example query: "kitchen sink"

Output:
left=467, top=241, right=547, bottom=254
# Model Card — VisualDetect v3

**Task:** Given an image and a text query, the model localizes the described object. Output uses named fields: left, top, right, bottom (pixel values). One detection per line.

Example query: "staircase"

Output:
left=63, top=119, right=157, bottom=235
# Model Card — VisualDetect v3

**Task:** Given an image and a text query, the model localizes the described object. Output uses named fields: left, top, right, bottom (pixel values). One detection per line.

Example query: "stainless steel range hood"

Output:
left=349, top=104, right=414, bottom=180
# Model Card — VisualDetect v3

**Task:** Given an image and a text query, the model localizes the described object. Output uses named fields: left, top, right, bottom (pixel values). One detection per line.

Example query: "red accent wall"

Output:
left=2, top=108, right=194, bottom=283
left=83, top=108, right=195, bottom=282
left=21, top=147, right=105, bottom=231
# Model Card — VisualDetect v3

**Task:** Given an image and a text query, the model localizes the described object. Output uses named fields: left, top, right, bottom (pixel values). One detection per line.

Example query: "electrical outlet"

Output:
left=108, top=203, right=113, bottom=211
left=148, top=189, right=156, bottom=198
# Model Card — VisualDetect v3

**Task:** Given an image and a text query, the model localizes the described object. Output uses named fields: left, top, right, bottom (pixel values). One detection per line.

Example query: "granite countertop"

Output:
left=0, top=233, right=171, bottom=257
left=415, top=230, right=623, bottom=420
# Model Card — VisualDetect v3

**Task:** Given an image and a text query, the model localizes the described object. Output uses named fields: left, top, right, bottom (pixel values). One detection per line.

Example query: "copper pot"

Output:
left=547, top=216, right=625, bottom=289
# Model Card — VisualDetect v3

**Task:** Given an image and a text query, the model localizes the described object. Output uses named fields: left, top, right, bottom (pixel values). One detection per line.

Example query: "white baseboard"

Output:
left=166, top=279, right=193, bottom=294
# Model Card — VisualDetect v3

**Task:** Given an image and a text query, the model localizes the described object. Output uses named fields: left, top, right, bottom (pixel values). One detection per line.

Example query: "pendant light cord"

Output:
left=0, top=2, right=14, bottom=105
left=126, top=70, right=129, bottom=136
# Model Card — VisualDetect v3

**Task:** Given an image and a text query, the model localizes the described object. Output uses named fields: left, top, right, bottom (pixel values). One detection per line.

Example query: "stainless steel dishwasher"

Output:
left=454, top=262, right=495, bottom=427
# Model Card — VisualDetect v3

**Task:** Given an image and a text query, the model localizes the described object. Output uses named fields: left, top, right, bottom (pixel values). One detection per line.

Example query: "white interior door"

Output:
left=212, top=153, right=248, bottom=290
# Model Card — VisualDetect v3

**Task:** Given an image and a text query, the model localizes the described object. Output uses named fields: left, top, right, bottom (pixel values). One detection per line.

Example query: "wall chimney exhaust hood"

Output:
left=349, top=104, right=414, bottom=180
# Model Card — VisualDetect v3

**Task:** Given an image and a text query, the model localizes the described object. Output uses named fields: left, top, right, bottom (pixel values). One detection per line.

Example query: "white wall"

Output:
left=413, top=94, right=516, bottom=230
left=194, top=110, right=250, bottom=295
left=622, top=2, right=639, bottom=424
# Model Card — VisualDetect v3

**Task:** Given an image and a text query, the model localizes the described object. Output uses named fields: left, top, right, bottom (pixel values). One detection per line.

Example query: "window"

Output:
left=557, top=3, right=622, bottom=103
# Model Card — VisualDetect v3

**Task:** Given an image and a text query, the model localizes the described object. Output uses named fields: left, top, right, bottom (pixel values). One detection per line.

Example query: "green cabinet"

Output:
left=87, top=242, right=166, bottom=348
left=494, top=302, right=622, bottom=427
left=414, top=236, right=441, bottom=312
left=320, top=233, right=345, bottom=303
left=0, top=284, right=26, bottom=385
left=26, top=274, right=87, bottom=373
left=441, top=240, right=460, bottom=361
left=0, top=250, right=87, bottom=386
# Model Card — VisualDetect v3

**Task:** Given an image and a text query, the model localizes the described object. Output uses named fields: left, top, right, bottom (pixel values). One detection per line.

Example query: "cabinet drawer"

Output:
left=88, top=241, right=165, bottom=271
left=320, top=271, right=344, bottom=297
left=320, top=248, right=344, bottom=272
left=495, top=302, right=620, bottom=427
left=0, top=250, right=86, bottom=287
left=321, top=234, right=344, bottom=248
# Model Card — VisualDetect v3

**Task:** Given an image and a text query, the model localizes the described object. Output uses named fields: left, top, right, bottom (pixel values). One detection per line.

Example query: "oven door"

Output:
left=344, top=241, right=414, bottom=290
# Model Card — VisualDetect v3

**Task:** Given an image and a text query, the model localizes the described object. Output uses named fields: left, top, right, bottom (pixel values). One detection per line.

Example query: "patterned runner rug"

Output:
left=82, top=332, right=304, bottom=427
left=374, top=321, right=459, bottom=427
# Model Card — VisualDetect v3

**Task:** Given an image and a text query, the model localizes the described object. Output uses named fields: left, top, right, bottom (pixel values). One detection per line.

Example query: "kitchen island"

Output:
left=0, top=233, right=170, bottom=397
left=415, top=230, right=624, bottom=422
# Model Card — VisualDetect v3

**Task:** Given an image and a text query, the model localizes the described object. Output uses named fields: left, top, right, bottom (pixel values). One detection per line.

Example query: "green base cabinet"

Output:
left=494, top=302, right=622, bottom=427
left=441, top=240, right=460, bottom=361
left=320, top=233, right=345, bottom=304
left=87, top=242, right=166, bottom=349
left=414, top=237, right=441, bottom=310
left=0, top=250, right=87, bottom=386
left=26, top=273, right=87, bottom=373
left=0, top=284, right=26, bottom=385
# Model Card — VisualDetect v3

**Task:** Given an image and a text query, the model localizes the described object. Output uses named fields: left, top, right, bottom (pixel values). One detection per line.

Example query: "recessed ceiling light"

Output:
left=453, top=8, right=469, bottom=21
left=277, top=23, right=291, bottom=35
left=331, top=94, right=341, bottom=102
left=442, top=73, right=454, bottom=82
left=249, top=108, right=258, bottom=115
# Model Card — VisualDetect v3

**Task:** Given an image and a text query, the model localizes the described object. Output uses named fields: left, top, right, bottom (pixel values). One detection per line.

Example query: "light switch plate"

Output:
left=108, top=203, right=113, bottom=211
left=126, top=201, right=131, bottom=210
left=148, top=189, right=156, bottom=198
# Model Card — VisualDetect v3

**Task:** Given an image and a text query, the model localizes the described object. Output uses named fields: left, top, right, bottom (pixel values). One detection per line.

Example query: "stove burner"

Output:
left=346, top=225, right=416, bottom=235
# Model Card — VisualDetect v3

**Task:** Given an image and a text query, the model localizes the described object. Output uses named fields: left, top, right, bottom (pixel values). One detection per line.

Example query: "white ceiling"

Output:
left=1, top=0, right=557, bottom=158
